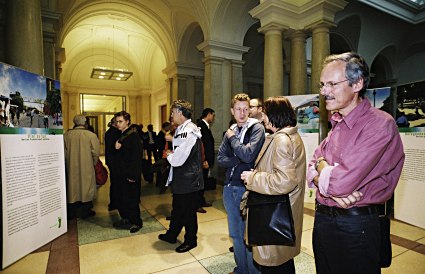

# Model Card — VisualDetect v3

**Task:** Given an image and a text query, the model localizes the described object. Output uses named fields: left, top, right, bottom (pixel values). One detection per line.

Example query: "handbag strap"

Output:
left=254, top=130, right=292, bottom=169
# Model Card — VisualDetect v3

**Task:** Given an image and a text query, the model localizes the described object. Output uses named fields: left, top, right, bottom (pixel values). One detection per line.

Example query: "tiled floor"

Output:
left=2, top=178, right=425, bottom=274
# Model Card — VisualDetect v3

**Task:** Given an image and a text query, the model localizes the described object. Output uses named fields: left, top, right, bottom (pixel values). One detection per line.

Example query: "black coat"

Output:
left=104, top=126, right=121, bottom=169
left=197, top=119, right=215, bottom=166
left=115, top=127, right=143, bottom=182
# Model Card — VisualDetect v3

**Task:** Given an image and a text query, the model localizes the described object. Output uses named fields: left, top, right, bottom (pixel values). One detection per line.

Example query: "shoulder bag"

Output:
left=95, top=160, right=108, bottom=186
left=246, top=131, right=296, bottom=246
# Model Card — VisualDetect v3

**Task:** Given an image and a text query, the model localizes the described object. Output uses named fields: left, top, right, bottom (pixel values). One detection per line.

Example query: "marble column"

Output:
left=260, top=25, right=286, bottom=99
left=6, top=0, right=44, bottom=75
left=66, top=90, right=79, bottom=131
left=194, top=77, right=204, bottom=119
left=289, top=31, right=307, bottom=95
left=203, top=56, right=230, bottom=141
left=311, top=24, right=332, bottom=141
left=128, top=92, right=139, bottom=124
left=231, top=60, right=245, bottom=95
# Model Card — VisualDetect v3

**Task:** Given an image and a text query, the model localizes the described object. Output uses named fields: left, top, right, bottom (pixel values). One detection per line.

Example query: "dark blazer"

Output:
left=197, top=119, right=215, bottom=166
left=104, top=126, right=121, bottom=169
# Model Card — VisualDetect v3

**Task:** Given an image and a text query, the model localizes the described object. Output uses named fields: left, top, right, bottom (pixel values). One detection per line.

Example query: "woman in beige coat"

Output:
left=241, top=96, right=306, bottom=273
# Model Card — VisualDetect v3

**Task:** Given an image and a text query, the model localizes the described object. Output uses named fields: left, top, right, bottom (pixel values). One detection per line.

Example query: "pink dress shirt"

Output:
left=307, top=99, right=405, bottom=207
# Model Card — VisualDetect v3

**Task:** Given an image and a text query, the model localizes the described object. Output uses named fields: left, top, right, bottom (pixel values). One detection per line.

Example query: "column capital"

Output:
left=162, top=62, right=203, bottom=78
left=307, top=22, right=336, bottom=33
left=202, top=56, right=225, bottom=66
left=197, top=40, right=249, bottom=61
left=286, top=29, right=307, bottom=40
left=258, top=22, right=288, bottom=34
left=250, top=0, right=347, bottom=30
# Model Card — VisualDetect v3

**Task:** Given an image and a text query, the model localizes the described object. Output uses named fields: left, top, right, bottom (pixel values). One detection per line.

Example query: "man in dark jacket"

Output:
left=158, top=99, right=204, bottom=253
left=104, top=116, right=121, bottom=211
left=196, top=108, right=215, bottom=212
left=217, top=93, right=265, bottom=274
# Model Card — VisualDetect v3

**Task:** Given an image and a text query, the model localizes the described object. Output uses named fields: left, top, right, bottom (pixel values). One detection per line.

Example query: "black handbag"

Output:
left=246, top=191, right=296, bottom=246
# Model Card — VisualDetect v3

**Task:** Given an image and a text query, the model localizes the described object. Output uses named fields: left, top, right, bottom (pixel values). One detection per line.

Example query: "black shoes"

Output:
left=176, top=243, right=197, bottom=253
left=130, top=224, right=142, bottom=233
left=197, top=208, right=207, bottom=213
left=114, top=219, right=142, bottom=233
left=158, top=233, right=177, bottom=244
left=113, top=219, right=131, bottom=230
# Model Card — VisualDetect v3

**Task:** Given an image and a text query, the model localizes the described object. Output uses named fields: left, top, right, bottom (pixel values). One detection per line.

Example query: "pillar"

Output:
left=311, top=24, right=332, bottom=141
left=6, top=0, right=44, bottom=75
left=259, top=25, right=286, bottom=99
left=231, top=60, right=245, bottom=95
left=289, top=31, right=307, bottom=95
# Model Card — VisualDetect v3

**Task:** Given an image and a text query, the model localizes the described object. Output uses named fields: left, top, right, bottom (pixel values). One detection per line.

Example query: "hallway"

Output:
left=2, top=175, right=425, bottom=273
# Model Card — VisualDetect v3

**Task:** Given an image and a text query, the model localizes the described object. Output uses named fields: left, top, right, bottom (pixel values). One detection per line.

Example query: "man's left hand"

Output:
left=331, top=191, right=363, bottom=208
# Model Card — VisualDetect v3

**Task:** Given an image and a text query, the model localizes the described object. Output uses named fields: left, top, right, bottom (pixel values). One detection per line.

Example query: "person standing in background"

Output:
left=158, top=99, right=204, bottom=253
left=217, top=93, right=265, bottom=274
left=105, top=115, right=121, bottom=211
left=146, top=124, right=158, bottom=162
left=241, top=96, right=306, bottom=273
left=113, top=111, right=144, bottom=233
left=197, top=108, right=215, bottom=213
left=64, top=114, right=100, bottom=219
left=249, top=98, right=264, bottom=122
left=307, top=52, right=405, bottom=274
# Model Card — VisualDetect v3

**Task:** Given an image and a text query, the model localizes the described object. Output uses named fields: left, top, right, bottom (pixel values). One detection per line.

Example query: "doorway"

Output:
left=81, top=94, right=126, bottom=155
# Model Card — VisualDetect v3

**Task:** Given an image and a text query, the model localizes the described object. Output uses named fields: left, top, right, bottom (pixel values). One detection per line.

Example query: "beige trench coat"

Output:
left=245, top=126, right=306, bottom=266
left=64, top=127, right=100, bottom=203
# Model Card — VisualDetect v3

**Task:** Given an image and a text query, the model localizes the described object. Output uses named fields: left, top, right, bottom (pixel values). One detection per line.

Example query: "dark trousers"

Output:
left=67, top=201, right=93, bottom=219
left=197, top=168, right=209, bottom=207
left=313, top=211, right=381, bottom=274
left=146, top=144, right=158, bottom=162
left=108, top=169, right=118, bottom=209
left=167, top=191, right=199, bottom=245
left=117, top=179, right=142, bottom=226
left=258, top=259, right=295, bottom=274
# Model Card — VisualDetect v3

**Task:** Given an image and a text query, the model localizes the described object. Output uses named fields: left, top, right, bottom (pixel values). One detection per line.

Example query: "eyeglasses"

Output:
left=318, top=79, right=349, bottom=91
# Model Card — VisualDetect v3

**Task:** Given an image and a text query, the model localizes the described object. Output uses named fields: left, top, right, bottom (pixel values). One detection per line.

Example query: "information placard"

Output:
left=395, top=129, right=425, bottom=229
left=1, top=134, right=67, bottom=268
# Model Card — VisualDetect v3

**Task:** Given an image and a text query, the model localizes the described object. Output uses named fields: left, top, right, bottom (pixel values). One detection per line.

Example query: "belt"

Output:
left=315, top=202, right=380, bottom=216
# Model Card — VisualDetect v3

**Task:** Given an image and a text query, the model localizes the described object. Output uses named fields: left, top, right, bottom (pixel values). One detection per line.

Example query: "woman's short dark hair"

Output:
left=115, top=111, right=131, bottom=123
left=171, top=99, right=192, bottom=119
left=263, top=96, right=297, bottom=128
left=323, top=52, right=370, bottom=98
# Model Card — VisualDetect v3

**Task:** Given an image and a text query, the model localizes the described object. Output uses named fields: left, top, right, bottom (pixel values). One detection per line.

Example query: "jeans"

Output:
left=313, top=211, right=381, bottom=274
left=223, top=185, right=260, bottom=274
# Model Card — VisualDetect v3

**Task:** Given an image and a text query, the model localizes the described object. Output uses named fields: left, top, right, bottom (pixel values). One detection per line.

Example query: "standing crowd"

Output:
left=63, top=52, right=405, bottom=274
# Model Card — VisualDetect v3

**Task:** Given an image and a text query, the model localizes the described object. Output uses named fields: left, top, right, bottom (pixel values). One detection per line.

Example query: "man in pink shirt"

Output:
left=307, top=52, right=404, bottom=274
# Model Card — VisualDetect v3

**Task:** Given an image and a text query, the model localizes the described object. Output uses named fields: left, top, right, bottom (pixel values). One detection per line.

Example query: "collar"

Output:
left=202, top=119, right=210, bottom=129
left=330, top=99, right=371, bottom=129
left=176, top=118, right=192, bottom=133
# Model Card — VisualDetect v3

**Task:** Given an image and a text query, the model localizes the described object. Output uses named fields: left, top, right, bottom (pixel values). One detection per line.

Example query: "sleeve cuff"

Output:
left=318, top=165, right=335, bottom=197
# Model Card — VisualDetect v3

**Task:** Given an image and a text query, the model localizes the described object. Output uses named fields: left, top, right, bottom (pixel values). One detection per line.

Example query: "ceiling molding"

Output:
left=358, top=0, right=425, bottom=24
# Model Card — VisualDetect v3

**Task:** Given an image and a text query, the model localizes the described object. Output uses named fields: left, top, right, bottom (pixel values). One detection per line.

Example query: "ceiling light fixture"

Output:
left=91, top=67, right=133, bottom=81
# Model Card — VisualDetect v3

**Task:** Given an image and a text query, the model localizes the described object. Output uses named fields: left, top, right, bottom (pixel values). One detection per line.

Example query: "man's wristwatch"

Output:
left=315, top=157, right=326, bottom=171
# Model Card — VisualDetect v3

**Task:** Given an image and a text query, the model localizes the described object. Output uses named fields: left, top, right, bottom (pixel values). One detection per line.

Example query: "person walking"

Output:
left=64, top=114, right=100, bottom=219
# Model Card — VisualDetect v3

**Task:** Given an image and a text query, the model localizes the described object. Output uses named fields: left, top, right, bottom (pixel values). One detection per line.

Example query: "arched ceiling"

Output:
left=59, top=1, right=177, bottom=89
